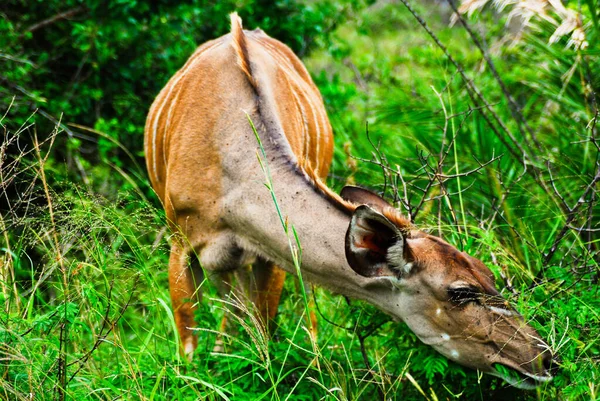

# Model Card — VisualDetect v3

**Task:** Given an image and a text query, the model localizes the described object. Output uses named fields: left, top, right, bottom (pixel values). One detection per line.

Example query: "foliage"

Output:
left=1, top=0, right=599, bottom=400
left=0, top=0, right=368, bottom=190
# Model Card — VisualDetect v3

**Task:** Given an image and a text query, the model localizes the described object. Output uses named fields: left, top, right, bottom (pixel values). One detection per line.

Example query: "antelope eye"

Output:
left=448, top=286, right=481, bottom=305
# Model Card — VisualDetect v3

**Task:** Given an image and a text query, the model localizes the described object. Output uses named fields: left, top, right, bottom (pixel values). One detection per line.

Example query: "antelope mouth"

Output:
left=492, top=363, right=552, bottom=390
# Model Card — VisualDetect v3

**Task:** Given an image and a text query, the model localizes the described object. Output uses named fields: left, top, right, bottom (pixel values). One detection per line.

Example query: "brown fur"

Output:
left=144, top=15, right=554, bottom=388
left=145, top=13, right=338, bottom=356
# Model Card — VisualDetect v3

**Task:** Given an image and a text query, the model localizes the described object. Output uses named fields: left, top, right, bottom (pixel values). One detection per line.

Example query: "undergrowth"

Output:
left=1, top=0, right=599, bottom=400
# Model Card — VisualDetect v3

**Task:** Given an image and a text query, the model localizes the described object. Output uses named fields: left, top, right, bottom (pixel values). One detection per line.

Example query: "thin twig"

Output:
left=365, top=122, right=390, bottom=198
left=447, top=0, right=541, bottom=151
left=543, top=168, right=600, bottom=265
left=67, top=276, right=139, bottom=383
left=395, top=0, right=528, bottom=162
left=357, top=331, right=385, bottom=401
left=24, top=7, right=87, bottom=34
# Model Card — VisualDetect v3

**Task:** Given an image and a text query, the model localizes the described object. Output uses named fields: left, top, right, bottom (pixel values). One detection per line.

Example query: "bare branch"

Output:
left=547, top=161, right=571, bottom=212
left=543, top=167, right=600, bottom=266
left=435, top=154, right=502, bottom=179
left=24, top=7, right=87, bottom=34
left=447, top=0, right=541, bottom=151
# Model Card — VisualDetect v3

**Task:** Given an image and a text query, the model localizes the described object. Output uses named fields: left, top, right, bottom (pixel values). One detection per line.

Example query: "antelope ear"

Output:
left=345, top=205, right=410, bottom=278
left=340, top=186, right=391, bottom=212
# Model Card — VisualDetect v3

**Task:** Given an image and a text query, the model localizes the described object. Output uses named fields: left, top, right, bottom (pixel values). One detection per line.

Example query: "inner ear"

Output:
left=340, top=186, right=391, bottom=212
left=345, top=205, right=407, bottom=278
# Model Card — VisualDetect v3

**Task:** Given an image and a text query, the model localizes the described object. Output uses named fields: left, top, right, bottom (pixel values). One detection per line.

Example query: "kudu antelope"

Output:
left=145, top=13, right=556, bottom=389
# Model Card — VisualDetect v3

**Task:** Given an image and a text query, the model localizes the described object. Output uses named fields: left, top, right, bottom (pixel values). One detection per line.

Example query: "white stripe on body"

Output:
left=289, top=86, right=309, bottom=165
left=150, top=41, right=222, bottom=182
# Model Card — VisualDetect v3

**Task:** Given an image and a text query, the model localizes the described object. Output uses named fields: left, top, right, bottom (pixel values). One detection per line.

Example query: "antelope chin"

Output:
left=491, top=363, right=553, bottom=390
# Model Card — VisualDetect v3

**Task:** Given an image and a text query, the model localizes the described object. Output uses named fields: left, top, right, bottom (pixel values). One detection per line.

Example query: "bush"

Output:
left=0, top=0, right=369, bottom=189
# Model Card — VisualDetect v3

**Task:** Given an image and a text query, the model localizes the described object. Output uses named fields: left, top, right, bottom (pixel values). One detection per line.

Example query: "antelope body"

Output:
left=145, top=13, right=555, bottom=389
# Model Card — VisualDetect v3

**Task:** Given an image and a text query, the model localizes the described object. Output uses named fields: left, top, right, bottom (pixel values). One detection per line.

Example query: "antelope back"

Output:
left=145, top=19, right=333, bottom=208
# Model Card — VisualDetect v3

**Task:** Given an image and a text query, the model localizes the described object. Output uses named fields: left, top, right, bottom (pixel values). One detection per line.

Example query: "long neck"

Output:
left=221, top=125, right=378, bottom=303
left=219, top=29, right=381, bottom=304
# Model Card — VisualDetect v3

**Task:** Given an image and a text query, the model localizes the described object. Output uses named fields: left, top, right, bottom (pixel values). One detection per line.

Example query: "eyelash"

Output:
left=448, top=287, right=481, bottom=304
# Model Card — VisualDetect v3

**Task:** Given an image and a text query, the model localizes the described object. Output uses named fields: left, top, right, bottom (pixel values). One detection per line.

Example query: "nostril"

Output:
left=542, top=352, right=560, bottom=376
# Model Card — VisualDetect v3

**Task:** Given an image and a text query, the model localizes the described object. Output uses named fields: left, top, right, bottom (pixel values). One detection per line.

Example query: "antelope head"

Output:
left=342, top=186, right=556, bottom=389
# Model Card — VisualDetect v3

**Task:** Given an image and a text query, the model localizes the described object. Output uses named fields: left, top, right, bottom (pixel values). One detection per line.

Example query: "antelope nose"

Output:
left=542, top=352, right=560, bottom=377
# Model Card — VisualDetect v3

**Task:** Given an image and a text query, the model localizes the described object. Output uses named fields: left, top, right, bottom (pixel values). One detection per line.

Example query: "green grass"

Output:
left=308, top=1, right=600, bottom=399
left=1, top=1, right=600, bottom=400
